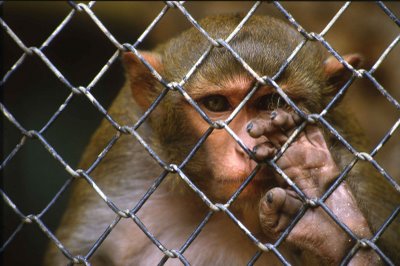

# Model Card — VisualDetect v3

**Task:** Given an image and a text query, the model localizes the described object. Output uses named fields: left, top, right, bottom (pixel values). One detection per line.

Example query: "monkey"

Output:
left=44, top=14, right=399, bottom=265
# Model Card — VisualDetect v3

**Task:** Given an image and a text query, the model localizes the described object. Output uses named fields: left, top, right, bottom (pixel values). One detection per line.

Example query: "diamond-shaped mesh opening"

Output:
left=2, top=56, right=71, bottom=128
left=2, top=219, right=50, bottom=266
left=43, top=14, right=117, bottom=86
left=2, top=2, right=399, bottom=265
left=374, top=128, right=400, bottom=181
left=1, top=29, right=26, bottom=78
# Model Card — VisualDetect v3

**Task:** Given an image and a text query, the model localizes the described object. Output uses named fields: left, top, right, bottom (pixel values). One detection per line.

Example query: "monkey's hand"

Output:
left=247, top=109, right=381, bottom=265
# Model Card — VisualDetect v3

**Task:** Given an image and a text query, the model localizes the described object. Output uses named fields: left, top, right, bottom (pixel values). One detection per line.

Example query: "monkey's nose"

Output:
left=235, top=135, right=255, bottom=157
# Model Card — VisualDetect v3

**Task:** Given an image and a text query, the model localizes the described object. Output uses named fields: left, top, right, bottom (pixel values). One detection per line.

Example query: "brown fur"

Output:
left=45, top=14, right=399, bottom=265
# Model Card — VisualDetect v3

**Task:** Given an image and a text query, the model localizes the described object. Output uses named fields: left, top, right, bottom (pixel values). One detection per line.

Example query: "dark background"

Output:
left=1, top=2, right=399, bottom=265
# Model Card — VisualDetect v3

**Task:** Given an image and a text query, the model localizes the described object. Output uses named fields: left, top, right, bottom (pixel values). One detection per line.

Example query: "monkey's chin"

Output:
left=211, top=169, right=274, bottom=203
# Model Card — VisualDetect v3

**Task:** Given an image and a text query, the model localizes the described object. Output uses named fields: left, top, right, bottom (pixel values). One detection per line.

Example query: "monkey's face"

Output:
left=183, top=76, right=287, bottom=202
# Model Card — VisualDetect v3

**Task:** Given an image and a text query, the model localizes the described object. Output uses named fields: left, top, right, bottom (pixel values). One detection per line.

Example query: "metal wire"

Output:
left=1, top=1, right=399, bottom=265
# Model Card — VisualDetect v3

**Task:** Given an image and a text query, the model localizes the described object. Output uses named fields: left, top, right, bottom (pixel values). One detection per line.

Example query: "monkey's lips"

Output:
left=215, top=177, right=266, bottom=185
left=214, top=171, right=275, bottom=191
left=216, top=166, right=276, bottom=183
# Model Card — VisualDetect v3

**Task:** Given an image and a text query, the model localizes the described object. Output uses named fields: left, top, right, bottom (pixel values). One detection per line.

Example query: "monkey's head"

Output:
left=123, top=14, right=362, bottom=204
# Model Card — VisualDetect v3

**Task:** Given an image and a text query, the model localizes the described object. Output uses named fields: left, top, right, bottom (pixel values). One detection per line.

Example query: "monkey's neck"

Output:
left=163, top=182, right=263, bottom=238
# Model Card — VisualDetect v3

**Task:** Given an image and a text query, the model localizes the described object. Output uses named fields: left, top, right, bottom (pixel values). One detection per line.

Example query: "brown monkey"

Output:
left=45, top=14, right=399, bottom=265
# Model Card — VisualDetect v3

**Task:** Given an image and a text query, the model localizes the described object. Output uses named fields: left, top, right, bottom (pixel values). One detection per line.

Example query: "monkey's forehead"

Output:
left=159, top=14, right=325, bottom=84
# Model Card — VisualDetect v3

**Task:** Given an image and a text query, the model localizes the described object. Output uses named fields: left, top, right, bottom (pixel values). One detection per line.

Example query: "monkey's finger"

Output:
left=281, top=189, right=303, bottom=216
left=274, top=190, right=303, bottom=233
left=266, top=133, right=288, bottom=149
left=261, top=116, right=288, bottom=148
left=247, top=117, right=273, bottom=138
left=248, top=118, right=288, bottom=148
left=271, top=109, right=301, bottom=132
left=259, top=188, right=303, bottom=237
left=253, top=142, right=276, bottom=161
left=259, top=187, right=287, bottom=237
left=248, top=110, right=301, bottom=148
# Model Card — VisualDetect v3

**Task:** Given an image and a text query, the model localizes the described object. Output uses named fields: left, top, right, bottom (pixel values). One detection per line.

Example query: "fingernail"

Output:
left=270, top=111, right=277, bottom=120
left=267, top=192, right=273, bottom=203
left=252, top=146, right=258, bottom=153
left=246, top=122, right=253, bottom=132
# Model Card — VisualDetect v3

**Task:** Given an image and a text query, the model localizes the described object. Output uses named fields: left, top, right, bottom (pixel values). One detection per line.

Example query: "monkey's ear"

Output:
left=123, top=51, right=163, bottom=111
left=323, top=54, right=363, bottom=91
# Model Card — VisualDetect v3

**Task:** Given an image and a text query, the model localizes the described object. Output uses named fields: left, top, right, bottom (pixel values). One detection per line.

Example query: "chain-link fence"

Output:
left=1, top=1, right=399, bottom=265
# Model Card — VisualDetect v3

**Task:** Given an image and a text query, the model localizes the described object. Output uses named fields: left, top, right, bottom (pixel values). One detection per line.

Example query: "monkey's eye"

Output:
left=256, top=93, right=286, bottom=110
left=201, top=95, right=231, bottom=112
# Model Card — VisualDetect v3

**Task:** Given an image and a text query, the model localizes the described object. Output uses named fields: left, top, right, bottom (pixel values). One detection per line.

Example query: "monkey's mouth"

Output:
left=215, top=178, right=266, bottom=185
left=215, top=170, right=290, bottom=192
left=215, top=170, right=275, bottom=185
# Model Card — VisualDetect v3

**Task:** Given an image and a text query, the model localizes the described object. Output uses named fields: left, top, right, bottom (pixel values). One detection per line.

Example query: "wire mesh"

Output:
left=1, top=1, right=399, bottom=265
